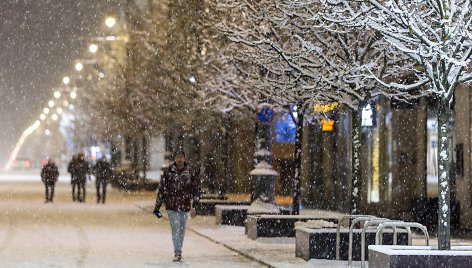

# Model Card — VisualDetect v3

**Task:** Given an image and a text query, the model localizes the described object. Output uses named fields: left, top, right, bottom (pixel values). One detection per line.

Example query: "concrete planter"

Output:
left=369, top=245, right=472, bottom=268
left=215, top=205, right=250, bottom=226
left=295, top=227, right=409, bottom=261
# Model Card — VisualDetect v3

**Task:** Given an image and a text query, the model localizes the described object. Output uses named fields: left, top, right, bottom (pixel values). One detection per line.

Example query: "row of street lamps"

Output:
left=4, top=16, right=121, bottom=170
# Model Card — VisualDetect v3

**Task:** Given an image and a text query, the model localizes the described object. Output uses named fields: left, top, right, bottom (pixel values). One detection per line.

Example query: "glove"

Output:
left=192, top=197, right=199, bottom=208
left=153, top=208, right=162, bottom=218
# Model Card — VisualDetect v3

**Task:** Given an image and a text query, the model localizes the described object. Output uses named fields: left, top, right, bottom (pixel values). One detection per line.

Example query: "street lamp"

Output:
left=89, top=44, right=98, bottom=54
left=105, top=17, right=116, bottom=28
left=75, top=62, right=84, bottom=72
left=63, top=76, right=70, bottom=85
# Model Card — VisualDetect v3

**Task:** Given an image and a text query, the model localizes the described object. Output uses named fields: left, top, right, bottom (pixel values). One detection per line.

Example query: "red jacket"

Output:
left=155, top=163, right=200, bottom=212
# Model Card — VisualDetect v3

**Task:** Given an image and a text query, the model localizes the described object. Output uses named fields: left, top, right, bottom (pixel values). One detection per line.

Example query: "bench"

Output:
left=246, top=215, right=339, bottom=240
left=193, top=199, right=251, bottom=216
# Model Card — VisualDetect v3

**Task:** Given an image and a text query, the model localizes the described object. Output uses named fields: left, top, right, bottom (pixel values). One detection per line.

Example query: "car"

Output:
left=11, top=158, right=32, bottom=170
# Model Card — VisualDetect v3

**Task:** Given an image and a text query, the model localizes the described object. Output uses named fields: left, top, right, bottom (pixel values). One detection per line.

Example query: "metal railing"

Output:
left=336, top=215, right=375, bottom=261
left=348, top=216, right=386, bottom=265
left=360, top=219, right=400, bottom=268
left=376, top=221, right=429, bottom=246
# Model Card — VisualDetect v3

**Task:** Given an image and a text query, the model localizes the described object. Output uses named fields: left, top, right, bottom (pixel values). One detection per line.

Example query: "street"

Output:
left=0, top=175, right=264, bottom=268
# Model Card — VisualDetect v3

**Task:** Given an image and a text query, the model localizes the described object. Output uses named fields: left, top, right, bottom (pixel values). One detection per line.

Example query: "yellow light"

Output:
left=51, top=114, right=58, bottom=121
left=314, top=102, right=339, bottom=113
left=321, top=119, right=335, bottom=132
left=89, top=44, right=98, bottom=53
left=48, top=100, right=55, bottom=108
left=105, top=17, right=116, bottom=28
left=70, top=92, right=77, bottom=99
left=63, top=76, right=70, bottom=85
left=75, top=62, right=84, bottom=72
left=54, top=91, right=61, bottom=99
left=57, top=107, right=63, bottom=114
left=43, top=108, right=50, bottom=114
left=40, top=114, right=46, bottom=120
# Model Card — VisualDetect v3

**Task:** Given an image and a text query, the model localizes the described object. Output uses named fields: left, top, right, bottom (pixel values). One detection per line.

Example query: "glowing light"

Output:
left=75, top=62, right=84, bottom=72
left=63, top=76, right=70, bottom=85
left=54, top=91, right=61, bottom=99
left=51, top=114, right=58, bottom=121
left=48, top=100, right=55, bottom=108
left=56, top=107, right=63, bottom=114
left=43, top=108, right=50, bottom=114
left=40, top=114, right=46, bottom=120
left=62, top=100, right=69, bottom=106
left=89, top=44, right=98, bottom=53
left=70, top=91, right=77, bottom=99
left=45, top=129, right=51, bottom=136
left=105, top=17, right=116, bottom=28
left=5, top=121, right=42, bottom=170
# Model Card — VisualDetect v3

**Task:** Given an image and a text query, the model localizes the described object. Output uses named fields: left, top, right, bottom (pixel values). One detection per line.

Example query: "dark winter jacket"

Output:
left=155, top=163, right=200, bottom=212
left=67, top=158, right=77, bottom=183
left=94, top=159, right=112, bottom=182
left=41, top=163, right=59, bottom=184
left=74, top=160, right=90, bottom=183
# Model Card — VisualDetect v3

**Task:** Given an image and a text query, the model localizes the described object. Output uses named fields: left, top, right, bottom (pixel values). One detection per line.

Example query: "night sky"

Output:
left=0, top=0, right=117, bottom=163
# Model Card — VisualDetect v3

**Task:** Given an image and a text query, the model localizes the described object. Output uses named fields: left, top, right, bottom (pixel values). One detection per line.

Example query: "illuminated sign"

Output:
left=321, top=119, right=335, bottom=132
left=314, top=102, right=338, bottom=113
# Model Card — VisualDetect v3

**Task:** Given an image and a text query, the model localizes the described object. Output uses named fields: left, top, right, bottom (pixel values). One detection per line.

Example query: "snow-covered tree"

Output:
left=208, top=0, right=415, bottom=214
left=320, top=0, right=472, bottom=250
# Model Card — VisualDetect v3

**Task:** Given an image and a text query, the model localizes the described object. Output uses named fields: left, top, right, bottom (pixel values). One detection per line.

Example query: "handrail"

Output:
left=376, top=222, right=429, bottom=247
left=348, top=216, right=383, bottom=265
left=377, top=225, right=413, bottom=246
left=335, top=215, right=374, bottom=261
left=360, top=219, right=395, bottom=268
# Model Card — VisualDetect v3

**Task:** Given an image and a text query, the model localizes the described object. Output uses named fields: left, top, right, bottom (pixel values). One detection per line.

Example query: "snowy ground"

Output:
left=1, top=171, right=471, bottom=268
left=0, top=177, right=264, bottom=268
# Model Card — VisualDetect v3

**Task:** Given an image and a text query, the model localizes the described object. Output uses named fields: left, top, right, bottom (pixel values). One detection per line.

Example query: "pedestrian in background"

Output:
left=41, top=159, right=59, bottom=203
left=93, top=157, right=112, bottom=204
left=67, top=154, right=78, bottom=202
left=153, top=150, right=200, bottom=262
left=74, top=153, right=90, bottom=202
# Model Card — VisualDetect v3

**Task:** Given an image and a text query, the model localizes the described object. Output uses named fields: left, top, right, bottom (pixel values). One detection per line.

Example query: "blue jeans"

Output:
left=167, top=210, right=188, bottom=256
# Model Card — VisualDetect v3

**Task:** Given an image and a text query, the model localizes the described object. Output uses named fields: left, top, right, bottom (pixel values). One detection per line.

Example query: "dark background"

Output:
left=0, top=0, right=117, bottom=164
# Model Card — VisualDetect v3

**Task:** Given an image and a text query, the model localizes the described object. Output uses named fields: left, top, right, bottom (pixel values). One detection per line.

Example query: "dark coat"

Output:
left=67, top=158, right=77, bottom=183
left=41, top=163, right=59, bottom=184
left=74, top=159, right=90, bottom=183
left=155, top=163, right=200, bottom=212
left=94, top=159, right=112, bottom=182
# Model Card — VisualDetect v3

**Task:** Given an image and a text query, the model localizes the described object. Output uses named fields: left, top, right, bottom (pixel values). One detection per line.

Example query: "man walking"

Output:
left=67, top=155, right=78, bottom=202
left=93, top=157, right=112, bottom=204
left=74, top=153, right=90, bottom=202
left=41, top=159, right=59, bottom=203
left=153, top=150, right=200, bottom=262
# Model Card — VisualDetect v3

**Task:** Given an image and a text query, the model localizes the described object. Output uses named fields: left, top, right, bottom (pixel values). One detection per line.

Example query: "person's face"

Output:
left=175, top=154, right=186, bottom=167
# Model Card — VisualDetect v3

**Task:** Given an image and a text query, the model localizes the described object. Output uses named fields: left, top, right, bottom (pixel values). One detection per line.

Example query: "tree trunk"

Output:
left=292, top=112, right=304, bottom=215
left=142, top=133, right=147, bottom=180
left=351, top=109, right=361, bottom=214
left=437, top=99, right=452, bottom=250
